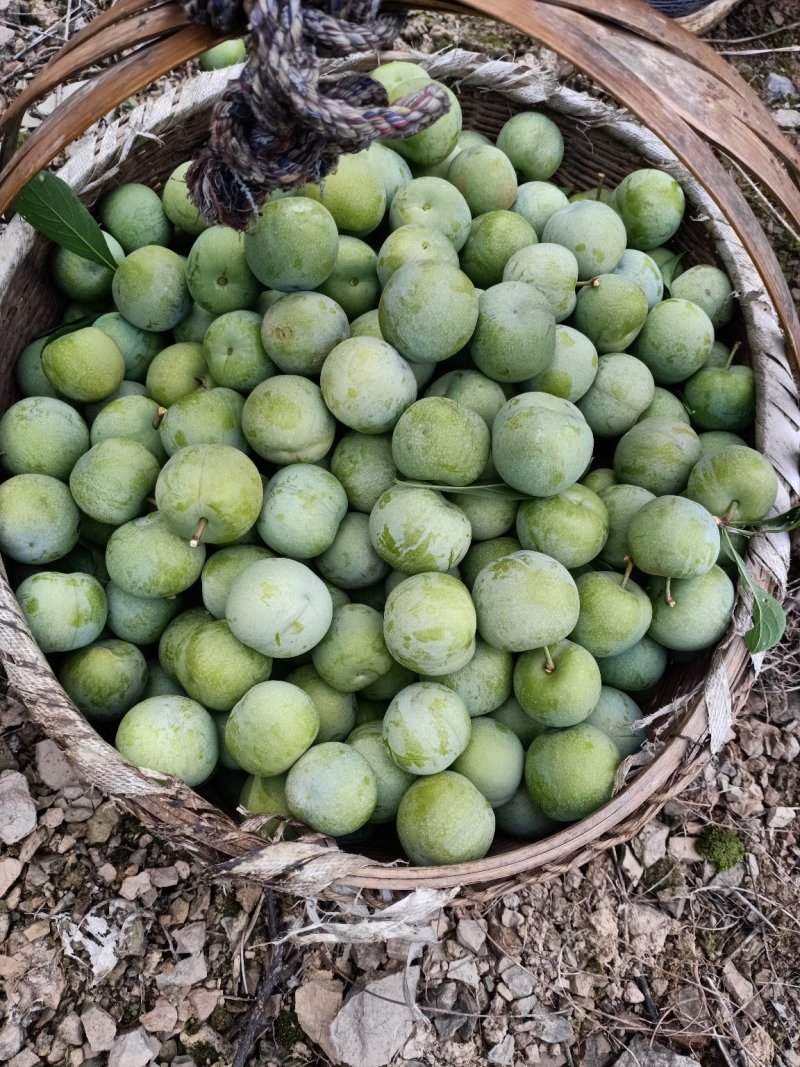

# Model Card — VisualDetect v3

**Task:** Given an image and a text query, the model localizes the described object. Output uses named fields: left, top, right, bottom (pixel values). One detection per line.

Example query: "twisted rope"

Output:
left=181, top=0, right=451, bottom=228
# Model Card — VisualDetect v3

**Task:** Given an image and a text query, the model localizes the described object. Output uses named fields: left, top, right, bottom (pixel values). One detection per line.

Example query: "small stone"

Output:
left=456, top=918, right=487, bottom=955
left=9, top=1051, right=40, bottom=1067
left=330, top=968, right=420, bottom=1067
left=502, top=964, right=535, bottom=1000
left=581, top=1033, right=614, bottom=1067
left=295, top=979, right=343, bottom=1062
left=155, top=954, right=208, bottom=989
left=234, top=882, right=262, bottom=913
left=0, top=1021, right=25, bottom=1061
left=722, top=961, right=755, bottom=1007
left=35, top=740, right=79, bottom=790
left=119, top=916, right=148, bottom=957
left=97, top=864, right=117, bottom=884
left=149, top=866, right=179, bottom=888
left=107, top=1029, right=159, bottom=1067
left=188, top=988, right=221, bottom=1022
left=140, top=1000, right=178, bottom=1034
left=668, top=837, right=703, bottom=862
left=0, top=857, right=23, bottom=897
left=173, top=922, right=206, bottom=956
left=614, top=1035, right=699, bottom=1067
left=621, top=846, right=643, bottom=883
left=175, top=861, right=191, bottom=880
left=781, top=735, right=800, bottom=762
left=0, top=770, right=37, bottom=845
left=767, top=806, right=796, bottom=829
left=352, top=942, right=387, bottom=971
left=56, top=1014, right=84, bottom=1047
left=632, top=820, right=668, bottom=868
left=81, top=1006, right=117, bottom=1054
left=448, top=957, right=480, bottom=987
left=623, top=981, right=645, bottom=1004
left=516, top=1006, right=574, bottom=1044
left=766, top=73, right=796, bottom=103
left=627, top=904, right=677, bottom=958
left=568, top=973, right=595, bottom=999
left=119, top=872, right=152, bottom=901
left=40, top=809, right=64, bottom=829
left=488, top=1035, right=515, bottom=1065
left=85, top=803, right=119, bottom=844
left=180, top=1025, right=233, bottom=1063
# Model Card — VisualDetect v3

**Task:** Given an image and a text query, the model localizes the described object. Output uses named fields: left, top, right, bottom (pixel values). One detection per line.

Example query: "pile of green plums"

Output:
left=1, top=60, right=775, bottom=868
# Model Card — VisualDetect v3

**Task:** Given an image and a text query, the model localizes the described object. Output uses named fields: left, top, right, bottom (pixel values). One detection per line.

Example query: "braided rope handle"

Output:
left=181, top=0, right=452, bottom=226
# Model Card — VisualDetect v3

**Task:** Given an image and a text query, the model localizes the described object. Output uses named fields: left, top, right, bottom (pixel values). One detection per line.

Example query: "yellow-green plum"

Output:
left=16, top=571, right=107, bottom=653
left=69, top=437, right=160, bottom=526
left=158, top=607, right=212, bottom=679
left=570, top=570, right=652, bottom=658
left=683, top=364, right=754, bottom=433
left=285, top=742, right=378, bottom=836
left=361, top=142, right=413, bottom=204
left=469, top=281, right=555, bottom=384
left=15, top=337, right=59, bottom=399
left=239, top=773, right=290, bottom=822
left=611, top=249, right=664, bottom=309
left=525, top=324, right=598, bottom=402
left=174, top=301, right=217, bottom=344
left=632, top=299, right=714, bottom=385
left=614, top=416, right=702, bottom=496
left=175, top=618, right=272, bottom=711
left=490, top=694, right=546, bottom=747
left=698, top=430, right=748, bottom=460
left=51, top=231, right=125, bottom=304
left=459, top=210, right=536, bottom=290
left=200, top=546, right=273, bottom=619
left=379, top=260, right=478, bottom=365
left=495, top=784, right=558, bottom=840
left=330, top=433, right=397, bottom=513
left=396, top=770, right=494, bottom=865
left=225, top=680, right=319, bottom=776
left=389, top=177, right=472, bottom=250
left=261, top=292, right=349, bottom=376
left=460, top=535, right=522, bottom=590
left=614, top=168, right=685, bottom=250
left=648, top=566, right=734, bottom=651
left=473, top=550, right=579, bottom=653
left=198, top=37, right=246, bottom=69
left=204, top=310, right=277, bottom=392
left=100, top=183, right=172, bottom=252
left=368, top=485, right=471, bottom=575
left=516, top=484, right=608, bottom=569
left=685, top=445, right=778, bottom=524
left=0, top=474, right=79, bottom=564
left=242, top=375, right=335, bottom=463
left=627, top=495, right=719, bottom=579
left=541, top=201, right=627, bottom=279
left=0, top=397, right=88, bottom=480
left=347, top=722, right=415, bottom=823
left=226, top=557, right=333, bottom=657
left=320, top=337, right=417, bottom=433
left=383, top=681, right=471, bottom=775
left=212, top=713, right=240, bottom=769
left=115, top=696, right=218, bottom=786
left=637, top=386, right=690, bottom=425
left=451, top=717, right=524, bottom=807
left=428, top=637, right=512, bottom=717
left=598, top=483, right=657, bottom=569
left=112, top=246, right=190, bottom=331
left=286, top=663, right=356, bottom=742
left=42, top=328, right=125, bottom=402
left=582, top=467, right=616, bottom=494
left=59, top=639, right=147, bottom=721
left=670, top=264, right=735, bottom=329
left=310, top=604, right=393, bottom=693
left=388, top=82, right=462, bottom=168
left=492, top=392, right=594, bottom=497
left=84, top=380, right=148, bottom=422
left=244, top=198, right=338, bottom=291
left=145, top=342, right=213, bottom=407
left=572, top=275, right=649, bottom=355
left=93, top=312, right=163, bottom=383
left=105, top=577, right=182, bottom=643
left=315, top=237, right=380, bottom=320
left=106, top=513, right=206, bottom=598
left=597, top=635, right=667, bottom=693
left=161, top=161, right=209, bottom=237
left=447, top=146, right=517, bottom=216
left=317, top=511, right=391, bottom=589
left=370, top=60, right=430, bottom=97
left=513, top=639, right=601, bottom=728
left=425, top=369, right=507, bottom=428
left=503, top=242, right=578, bottom=322
left=447, top=492, right=518, bottom=542
left=159, top=387, right=246, bottom=457
left=383, top=572, right=476, bottom=675
left=497, top=112, right=564, bottom=180
left=305, top=152, right=386, bottom=237
left=142, top=660, right=184, bottom=699
left=584, top=686, right=644, bottom=757
left=576, top=353, right=655, bottom=438
left=257, top=465, right=347, bottom=560
left=186, top=226, right=260, bottom=314
left=525, top=723, right=620, bottom=822
left=391, top=397, right=490, bottom=484
left=512, top=181, right=569, bottom=237
left=362, top=657, right=417, bottom=702
left=377, top=224, right=459, bottom=287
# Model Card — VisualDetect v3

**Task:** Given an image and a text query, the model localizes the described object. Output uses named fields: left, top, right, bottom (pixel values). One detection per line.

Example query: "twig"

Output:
left=706, top=21, right=800, bottom=44
left=632, top=968, right=661, bottom=1027
left=719, top=45, right=800, bottom=56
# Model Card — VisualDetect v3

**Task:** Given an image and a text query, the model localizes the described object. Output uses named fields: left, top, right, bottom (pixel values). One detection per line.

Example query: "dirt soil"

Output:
left=1, top=2, right=799, bottom=1066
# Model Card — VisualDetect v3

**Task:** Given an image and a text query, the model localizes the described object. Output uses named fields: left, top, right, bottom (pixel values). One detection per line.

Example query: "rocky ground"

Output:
left=1, top=1, right=800, bottom=1066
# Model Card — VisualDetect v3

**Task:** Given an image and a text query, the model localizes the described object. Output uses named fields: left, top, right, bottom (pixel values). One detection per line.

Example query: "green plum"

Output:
left=16, top=571, right=107, bottom=653
left=383, top=572, right=476, bottom=675
left=0, top=397, right=89, bottom=480
left=59, top=639, right=147, bottom=721
left=525, top=723, right=620, bottom=822
left=115, top=696, right=218, bottom=786
left=286, top=742, right=378, bottom=836
left=513, top=639, right=601, bottom=728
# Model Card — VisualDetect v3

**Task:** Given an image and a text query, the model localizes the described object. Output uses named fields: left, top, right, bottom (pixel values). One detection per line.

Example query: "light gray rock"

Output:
left=173, top=921, right=206, bottom=956
left=81, top=1006, right=117, bottom=1053
left=0, top=1021, right=25, bottom=1061
left=155, top=954, right=207, bottom=989
left=329, top=968, right=420, bottom=1067
left=767, top=73, right=796, bottom=103
left=456, top=918, right=487, bottom=955
left=0, top=857, right=23, bottom=897
left=516, top=1004, right=575, bottom=1044
left=448, top=957, right=480, bottom=987
left=614, top=1036, right=699, bottom=1067
left=0, top=771, right=37, bottom=845
left=502, top=964, right=535, bottom=1000
left=35, top=740, right=78, bottom=790
left=107, top=1029, right=160, bottom=1067
left=488, top=1035, right=515, bottom=1064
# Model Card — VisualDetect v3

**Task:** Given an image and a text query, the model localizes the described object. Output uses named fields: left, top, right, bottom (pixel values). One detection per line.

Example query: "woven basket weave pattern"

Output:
left=0, top=53, right=795, bottom=894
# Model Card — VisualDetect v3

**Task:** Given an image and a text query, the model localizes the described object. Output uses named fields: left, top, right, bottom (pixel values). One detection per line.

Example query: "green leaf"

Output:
left=720, top=527, right=786, bottom=654
left=394, top=479, right=530, bottom=500
left=735, top=504, right=800, bottom=534
left=12, top=171, right=119, bottom=270
left=659, top=252, right=685, bottom=293
left=38, top=315, right=97, bottom=341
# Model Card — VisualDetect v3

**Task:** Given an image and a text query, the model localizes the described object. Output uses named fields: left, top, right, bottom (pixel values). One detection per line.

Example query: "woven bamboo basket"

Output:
left=0, top=15, right=798, bottom=896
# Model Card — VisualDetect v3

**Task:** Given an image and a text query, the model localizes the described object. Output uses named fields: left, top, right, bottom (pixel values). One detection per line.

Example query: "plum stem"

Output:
left=715, top=501, right=740, bottom=526
left=152, top=406, right=167, bottom=429
left=621, top=557, right=634, bottom=590
left=665, top=576, right=675, bottom=608
left=595, top=172, right=607, bottom=199
left=576, top=277, right=601, bottom=288
left=543, top=645, right=556, bottom=673
left=725, top=341, right=742, bottom=369
left=190, top=517, right=207, bottom=548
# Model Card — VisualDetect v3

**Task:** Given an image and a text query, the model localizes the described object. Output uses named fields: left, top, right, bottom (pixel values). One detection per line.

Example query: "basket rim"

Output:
left=0, top=51, right=794, bottom=894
